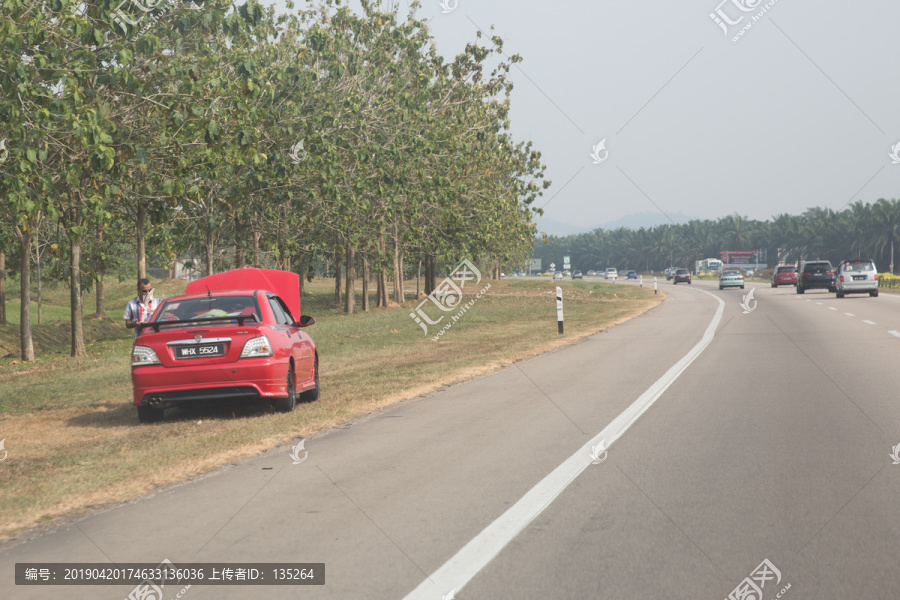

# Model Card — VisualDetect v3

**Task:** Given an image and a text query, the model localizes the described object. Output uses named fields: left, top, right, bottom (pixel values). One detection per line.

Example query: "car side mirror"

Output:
left=297, top=315, right=315, bottom=327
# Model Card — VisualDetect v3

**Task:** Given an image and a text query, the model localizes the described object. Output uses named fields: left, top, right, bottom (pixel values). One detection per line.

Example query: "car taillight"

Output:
left=826, top=270, right=833, bottom=275
left=875, top=275, right=879, bottom=280
left=240, top=335, right=273, bottom=358
left=840, top=276, right=844, bottom=282
left=132, top=345, right=161, bottom=366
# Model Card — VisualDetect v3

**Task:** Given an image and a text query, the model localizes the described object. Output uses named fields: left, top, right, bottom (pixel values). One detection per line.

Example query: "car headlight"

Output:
left=132, top=345, right=161, bottom=366
left=240, top=335, right=273, bottom=358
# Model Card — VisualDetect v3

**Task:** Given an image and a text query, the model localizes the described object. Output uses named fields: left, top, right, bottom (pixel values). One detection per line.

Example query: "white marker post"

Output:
left=654, top=277, right=658, bottom=294
left=556, top=286, right=564, bottom=334
left=640, top=274, right=643, bottom=287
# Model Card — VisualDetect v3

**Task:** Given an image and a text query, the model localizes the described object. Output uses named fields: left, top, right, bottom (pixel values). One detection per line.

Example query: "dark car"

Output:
left=771, top=265, right=797, bottom=288
left=673, top=268, right=691, bottom=284
left=626, top=270, right=638, bottom=279
left=572, top=270, right=583, bottom=279
left=796, top=260, right=835, bottom=294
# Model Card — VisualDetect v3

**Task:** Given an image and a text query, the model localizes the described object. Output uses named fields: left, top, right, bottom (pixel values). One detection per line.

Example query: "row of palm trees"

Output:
left=533, top=199, right=900, bottom=273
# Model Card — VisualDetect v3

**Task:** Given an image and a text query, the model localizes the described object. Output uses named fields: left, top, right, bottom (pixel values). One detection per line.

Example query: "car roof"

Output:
left=186, top=268, right=301, bottom=319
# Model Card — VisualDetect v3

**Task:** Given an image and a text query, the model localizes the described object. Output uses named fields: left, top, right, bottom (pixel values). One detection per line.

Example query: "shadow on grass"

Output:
left=64, top=396, right=314, bottom=428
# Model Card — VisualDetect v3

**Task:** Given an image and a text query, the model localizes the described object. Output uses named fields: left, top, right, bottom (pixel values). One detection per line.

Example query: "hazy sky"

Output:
left=266, top=0, right=900, bottom=231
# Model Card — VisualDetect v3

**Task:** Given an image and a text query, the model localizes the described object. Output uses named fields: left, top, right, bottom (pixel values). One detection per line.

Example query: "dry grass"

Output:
left=0, top=277, right=662, bottom=540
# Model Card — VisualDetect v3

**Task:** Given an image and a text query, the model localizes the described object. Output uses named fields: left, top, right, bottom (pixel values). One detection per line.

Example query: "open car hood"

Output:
left=186, top=267, right=301, bottom=321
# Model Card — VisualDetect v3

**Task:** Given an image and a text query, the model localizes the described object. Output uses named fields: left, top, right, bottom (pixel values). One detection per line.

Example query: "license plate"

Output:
left=175, top=343, right=225, bottom=359
left=852, top=276, right=865, bottom=281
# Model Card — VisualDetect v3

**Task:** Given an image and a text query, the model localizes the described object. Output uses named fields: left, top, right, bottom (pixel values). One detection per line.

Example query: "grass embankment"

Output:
left=0, top=277, right=662, bottom=540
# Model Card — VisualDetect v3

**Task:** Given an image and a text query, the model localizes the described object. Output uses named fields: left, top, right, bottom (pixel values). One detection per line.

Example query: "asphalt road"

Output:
left=3, top=279, right=900, bottom=599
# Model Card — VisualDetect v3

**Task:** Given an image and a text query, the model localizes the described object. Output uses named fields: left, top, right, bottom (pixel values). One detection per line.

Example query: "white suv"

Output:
left=835, top=259, right=878, bottom=298
left=605, top=268, right=618, bottom=280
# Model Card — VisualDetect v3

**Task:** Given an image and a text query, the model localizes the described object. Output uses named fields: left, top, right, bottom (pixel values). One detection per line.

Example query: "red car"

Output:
left=771, top=265, right=797, bottom=288
left=131, top=268, right=318, bottom=423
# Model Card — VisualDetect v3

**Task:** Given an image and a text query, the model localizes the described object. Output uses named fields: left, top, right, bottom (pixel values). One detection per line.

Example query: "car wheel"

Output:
left=688, top=281, right=691, bottom=285
left=771, top=282, right=776, bottom=288
left=871, top=289, right=879, bottom=297
left=719, top=285, right=723, bottom=290
left=300, top=355, right=320, bottom=402
left=797, top=285, right=804, bottom=294
left=836, top=291, right=844, bottom=298
left=137, top=405, right=164, bottom=423
left=274, top=365, right=297, bottom=412
left=673, top=281, right=677, bottom=285
left=741, top=285, right=745, bottom=289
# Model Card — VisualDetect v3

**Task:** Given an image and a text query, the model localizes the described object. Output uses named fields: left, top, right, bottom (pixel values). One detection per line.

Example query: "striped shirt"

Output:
left=124, top=296, right=162, bottom=337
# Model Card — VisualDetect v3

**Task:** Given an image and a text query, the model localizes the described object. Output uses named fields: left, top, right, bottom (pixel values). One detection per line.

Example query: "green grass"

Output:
left=0, top=277, right=662, bottom=538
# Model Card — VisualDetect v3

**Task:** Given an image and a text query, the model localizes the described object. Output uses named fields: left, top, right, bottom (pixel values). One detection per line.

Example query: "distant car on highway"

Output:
left=771, top=265, right=797, bottom=288
left=626, top=270, right=638, bottom=279
left=673, top=268, right=691, bottom=284
left=553, top=272, right=563, bottom=280
left=835, top=259, right=878, bottom=298
left=797, top=260, right=835, bottom=294
left=586, top=270, right=597, bottom=276
left=605, top=268, right=618, bottom=280
left=572, top=270, right=583, bottom=279
left=718, top=269, right=745, bottom=290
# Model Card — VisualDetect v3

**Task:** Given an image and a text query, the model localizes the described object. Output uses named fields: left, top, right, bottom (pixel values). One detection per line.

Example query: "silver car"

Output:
left=835, top=259, right=878, bottom=298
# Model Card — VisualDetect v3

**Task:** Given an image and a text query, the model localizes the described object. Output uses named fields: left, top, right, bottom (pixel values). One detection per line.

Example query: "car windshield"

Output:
left=676, top=270, right=689, bottom=274
left=154, top=295, right=260, bottom=329
left=804, top=263, right=829, bottom=273
left=723, top=270, right=740, bottom=276
left=776, top=267, right=796, bottom=273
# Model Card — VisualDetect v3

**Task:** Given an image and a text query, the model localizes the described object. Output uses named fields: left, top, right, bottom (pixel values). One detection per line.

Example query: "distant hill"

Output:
left=534, top=211, right=697, bottom=237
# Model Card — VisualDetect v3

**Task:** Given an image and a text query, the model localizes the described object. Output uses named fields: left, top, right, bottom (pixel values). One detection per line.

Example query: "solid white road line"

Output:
left=863, top=320, right=876, bottom=325
left=829, top=307, right=837, bottom=311
left=403, top=291, right=726, bottom=600
left=844, top=313, right=855, bottom=317
left=815, top=302, right=822, bottom=305
left=889, top=331, right=900, bottom=338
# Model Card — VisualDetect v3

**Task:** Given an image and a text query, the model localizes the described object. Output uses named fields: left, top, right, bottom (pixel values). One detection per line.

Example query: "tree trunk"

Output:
left=235, top=217, right=244, bottom=268
left=34, top=229, right=41, bottom=325
left=0, top=251, right=6, bottom=325
left=70, top=237, right=86, bottom=357
left=297, top=253, right=306, bottom=298
left=252, top=230, right=260, bottom=267
left=377, top=235, right=386, bottom=307
left=417, top=260, right=421, bottom=297
left=392, top=222, right=403, bottom=304
left=96, top=230, right=105, bottom=316
left=205, top=227, right=214, bottom=277
left=136, top=203, right=147, bottom=279
left=344, top=243, right=355, bottom=315
left=425, top=253, right=437, bottom=295
left=18, top=225, right=35, bottom=361
left=333, top=247, right=342, bottom=305
left=361, top=255, right=369, bottom=312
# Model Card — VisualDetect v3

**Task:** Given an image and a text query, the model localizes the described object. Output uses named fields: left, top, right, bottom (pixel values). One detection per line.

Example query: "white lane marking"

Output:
left=403, top=291, right=726, bottom=600
left=805, top=299, right=811, bottom=302
left=889, top=331, right=900, bottom=338
left=816, top=302, right=822, bottom=305
left=844, top=313, right=855, bottom=317
left=829, top=307, right=837, bottom=311
left=863, top=320, right=876, bottom=325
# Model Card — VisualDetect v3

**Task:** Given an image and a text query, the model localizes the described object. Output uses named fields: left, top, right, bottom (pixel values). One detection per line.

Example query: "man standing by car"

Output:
left=125, top=278, right=161, bottom=337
